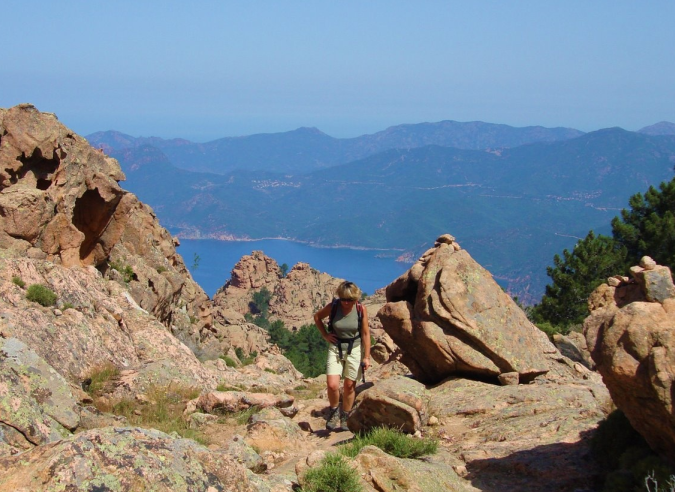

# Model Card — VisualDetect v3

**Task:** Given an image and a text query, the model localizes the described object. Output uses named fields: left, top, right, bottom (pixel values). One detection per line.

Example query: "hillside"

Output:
left=111, top=128, right=675, bottom=302
left=87, top=120, right=583, bottom=175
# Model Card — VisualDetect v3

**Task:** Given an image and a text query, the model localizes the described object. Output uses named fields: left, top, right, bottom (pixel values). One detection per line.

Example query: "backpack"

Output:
left=328, top=298, right=364, bottom=360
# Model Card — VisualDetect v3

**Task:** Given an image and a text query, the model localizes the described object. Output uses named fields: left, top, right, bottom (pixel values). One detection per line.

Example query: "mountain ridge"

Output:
left=87, top=119, right=584, bottom=175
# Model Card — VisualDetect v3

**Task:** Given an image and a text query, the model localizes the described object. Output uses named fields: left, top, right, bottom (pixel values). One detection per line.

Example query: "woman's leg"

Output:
left=326, top=374, right=341, bottom=408
left=342, top=378, right=357, bottom=412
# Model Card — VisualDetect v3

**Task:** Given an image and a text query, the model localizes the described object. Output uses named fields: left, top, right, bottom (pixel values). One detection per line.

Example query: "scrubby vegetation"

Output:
left=109, top=259, right=135, bottom=283
left=340, top=427, right=438, bottom=459
left=235, top=347, right=257, bottom=365
left=219, top=355, right=237, bottom=368
left=530, top=175, right=675, bottom=336
left=84, top=363, right=120, bottom=397
left=98, top=382, right=204, bottom=443
left=11, top=276, right=25, bottom=288
left=301, top=453, right=363, bottom=492
left=592, top=410, right=675, bottom=492
left=26, top=284, right=57, bottom=306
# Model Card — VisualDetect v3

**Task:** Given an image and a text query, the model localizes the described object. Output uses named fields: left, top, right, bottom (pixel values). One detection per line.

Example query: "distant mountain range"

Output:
left=88, top=120, right=675, bottom=303
left=88, top=120, right=584, bottom=175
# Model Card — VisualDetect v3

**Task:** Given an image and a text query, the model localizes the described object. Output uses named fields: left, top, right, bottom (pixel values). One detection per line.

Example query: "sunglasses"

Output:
left=339, top=298, right=356, bottom=303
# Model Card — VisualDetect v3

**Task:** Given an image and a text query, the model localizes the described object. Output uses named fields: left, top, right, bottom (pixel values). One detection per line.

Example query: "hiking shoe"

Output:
left=326, top=407, right=340, bottom=430
left=338, top=409, right=350, bottom=432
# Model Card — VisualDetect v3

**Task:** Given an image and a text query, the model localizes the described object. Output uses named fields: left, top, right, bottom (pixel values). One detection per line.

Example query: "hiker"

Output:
left=313, top=281, right=371, bottom=431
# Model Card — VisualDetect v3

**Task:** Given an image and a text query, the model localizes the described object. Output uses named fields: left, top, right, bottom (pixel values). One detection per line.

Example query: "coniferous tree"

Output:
left=611, top=180, right=675, bottom=269
left=533, top=174, right=675, bottom=332
left=530, top=231, right=627, bottom=330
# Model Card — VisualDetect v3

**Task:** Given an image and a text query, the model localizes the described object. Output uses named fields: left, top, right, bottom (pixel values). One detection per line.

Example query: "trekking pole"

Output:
left=361, top=362, right=366, bottom=383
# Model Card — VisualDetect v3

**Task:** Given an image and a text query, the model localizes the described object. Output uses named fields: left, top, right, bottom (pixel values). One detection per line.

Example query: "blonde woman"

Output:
left=313, top=281, right=371, bottom=431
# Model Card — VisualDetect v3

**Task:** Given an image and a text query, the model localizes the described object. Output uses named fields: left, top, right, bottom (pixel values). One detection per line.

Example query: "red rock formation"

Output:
left=585, top=256, right=675, bottom=463
left=379, top=234, right=564, bottom=384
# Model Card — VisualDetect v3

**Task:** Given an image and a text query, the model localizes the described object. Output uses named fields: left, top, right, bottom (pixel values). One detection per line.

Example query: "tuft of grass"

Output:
left=216, top=383, right=243, bottom=392
left=61, top=302, right=75, bottom=310
left=99, top=382, right=204, bottom=443
left=219, top=355, right=237, bottom=367
left=233, top=405, right=262, bottom=425
left=156, top=266, right=168, bottom=273
left=302, top=453, right=363, bottom=492
left=26, top=284, right=57, bottom=307
left=11, top=276, right=25, bottom=288
left=340, top=427, right=438, bottom=459
left=85, top=363, right=120, bottom=396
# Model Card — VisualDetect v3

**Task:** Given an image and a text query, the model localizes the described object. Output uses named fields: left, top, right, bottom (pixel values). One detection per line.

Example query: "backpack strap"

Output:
left=330, top=299, right=364, bottom=360
left=327, top=298, right=340, bottom=333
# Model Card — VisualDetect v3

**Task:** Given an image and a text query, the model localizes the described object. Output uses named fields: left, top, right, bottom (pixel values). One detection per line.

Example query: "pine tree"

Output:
left=530, top=231, right=627, bottom=330
left=611, top=180, right=675, bottom=269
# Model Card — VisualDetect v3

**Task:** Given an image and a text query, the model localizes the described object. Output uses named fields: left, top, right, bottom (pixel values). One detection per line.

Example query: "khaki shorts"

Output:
left=326, top=342, right=362, bottom=381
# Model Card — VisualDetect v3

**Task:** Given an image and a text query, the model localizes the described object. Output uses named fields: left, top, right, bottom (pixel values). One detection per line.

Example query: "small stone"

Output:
left=607, top=277, right=622, bottom=287
left=54, top=309, right=63, bottom=316
left=413, top=430, right=422, bottom=438
left=452, top=242, right=461, bottom=251
left=640, top=256, right=657, bottom=270
left=436, top=234, right=456, bottom=245
left=498, top=372, right=519, bottom=386
left=428, top=416, right=439, bottom=426
left=453, top=465, right=468, bottom=477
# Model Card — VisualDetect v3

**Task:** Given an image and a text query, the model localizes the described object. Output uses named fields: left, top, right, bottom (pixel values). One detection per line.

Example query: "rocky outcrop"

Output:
left=214, top=251, right=343, bottom=328
left=0, top=427, right=260, bottom=492
left=585, top=256, right=675, bottom=463
left=0, top=104, right=217, bottom=355
left=379, top=234, right=563, bottom=384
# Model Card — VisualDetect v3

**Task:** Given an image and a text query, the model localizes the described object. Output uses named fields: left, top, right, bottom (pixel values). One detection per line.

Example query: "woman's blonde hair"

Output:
left=335, top=281, right=361, bottom=301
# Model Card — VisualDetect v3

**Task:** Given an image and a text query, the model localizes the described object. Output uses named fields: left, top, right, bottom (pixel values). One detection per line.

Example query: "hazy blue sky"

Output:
left=3, top=1, right=674, bottom=141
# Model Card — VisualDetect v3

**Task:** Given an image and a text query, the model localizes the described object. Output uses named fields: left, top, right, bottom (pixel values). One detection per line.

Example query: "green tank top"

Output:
left=332, top=304, right=359, bottom=339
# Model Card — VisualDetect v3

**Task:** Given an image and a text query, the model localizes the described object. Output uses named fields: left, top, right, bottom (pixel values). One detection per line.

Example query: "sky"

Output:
left=2, top=1, right=674, bottom=141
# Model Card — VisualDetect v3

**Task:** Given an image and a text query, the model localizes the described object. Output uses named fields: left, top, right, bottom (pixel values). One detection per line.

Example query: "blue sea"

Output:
left=174, top=239, right=410, bottom=298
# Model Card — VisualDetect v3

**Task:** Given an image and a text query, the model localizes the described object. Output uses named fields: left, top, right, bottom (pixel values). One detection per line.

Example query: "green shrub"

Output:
left=109, top=260, right=135, bottom=283
left=219, top=355, right=237, bottom=367
left=235, top=347, right=257, bottom=365
left=61, top=302, right=75, bottom=310
left=592, top=410, right=675, bottom=491
left=302, top=453, right=362, bottom=492
left=156, top=266, right=168, bottom=273
left=340, top=427, right=438, bottom=459
left=26, top=284, right=57, bottom=307
left=11, top=276, right=25, bottom=288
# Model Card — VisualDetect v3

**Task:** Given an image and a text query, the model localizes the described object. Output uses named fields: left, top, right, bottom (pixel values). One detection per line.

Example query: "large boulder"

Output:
left=379, top=234, right=561, bottom=384
left=0, top=427, right=262, bottom=491
left=0, top=338, right=78, bottom=454
left=348, top=376, right=429, bottom=434
left=584, top=257, right=675, bottom=463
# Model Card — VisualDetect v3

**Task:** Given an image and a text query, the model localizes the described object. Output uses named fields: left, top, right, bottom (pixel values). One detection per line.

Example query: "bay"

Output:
left=174, top=239, right=410, bottom=298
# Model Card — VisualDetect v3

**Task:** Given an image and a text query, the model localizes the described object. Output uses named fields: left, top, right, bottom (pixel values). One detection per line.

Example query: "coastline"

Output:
left=173, top=231, right=408, bottom=254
